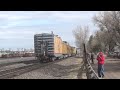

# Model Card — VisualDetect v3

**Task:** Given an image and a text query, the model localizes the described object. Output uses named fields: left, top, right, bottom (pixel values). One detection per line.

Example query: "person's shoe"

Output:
left=102, top=75, right=105, bottom=78
left=98, top=76, right=102, bottom=79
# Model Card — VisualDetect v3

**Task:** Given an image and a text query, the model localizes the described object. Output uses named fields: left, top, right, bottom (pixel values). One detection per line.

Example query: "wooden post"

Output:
left=83, top=43, right=87, bottom=64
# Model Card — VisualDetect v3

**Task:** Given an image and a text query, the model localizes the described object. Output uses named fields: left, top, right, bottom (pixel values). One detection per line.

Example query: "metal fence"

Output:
left=84, top=58, right=99, bottom=79
left=83, top=43, right=99, bottom=79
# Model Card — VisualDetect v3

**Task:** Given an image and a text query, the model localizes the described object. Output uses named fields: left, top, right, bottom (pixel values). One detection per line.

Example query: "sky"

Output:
left=0, top=11, right=99, bottom=50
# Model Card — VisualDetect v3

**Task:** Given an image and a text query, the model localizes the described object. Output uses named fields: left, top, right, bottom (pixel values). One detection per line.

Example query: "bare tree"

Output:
left=73, top=26, right=90, bottom=52
left=93, top=11, right=120, bottom=53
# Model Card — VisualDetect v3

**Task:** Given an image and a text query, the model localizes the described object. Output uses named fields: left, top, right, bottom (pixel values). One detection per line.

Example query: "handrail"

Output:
left=82, top=43, right=99, bottom=79
left=83, top=57, right=99, bottom=79
left=85, top=58, right=99, bottom=79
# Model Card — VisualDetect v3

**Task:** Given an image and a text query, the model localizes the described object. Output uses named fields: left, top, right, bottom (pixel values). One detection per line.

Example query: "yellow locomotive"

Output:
left=34, top=32, right=77, bottom=62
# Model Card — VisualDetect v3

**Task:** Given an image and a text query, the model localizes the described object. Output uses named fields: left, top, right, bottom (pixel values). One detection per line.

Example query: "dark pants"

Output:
left=98, top=64, right=104, bottom=78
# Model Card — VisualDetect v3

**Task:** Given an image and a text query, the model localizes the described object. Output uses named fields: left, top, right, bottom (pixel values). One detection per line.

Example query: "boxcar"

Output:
left=34, top=32, right=64, bottom=62
left=34, top=32, right=77, bottom=62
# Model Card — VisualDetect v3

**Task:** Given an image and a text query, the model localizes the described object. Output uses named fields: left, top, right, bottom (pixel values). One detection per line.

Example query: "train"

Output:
left=34, top=32, right=77, bottom=63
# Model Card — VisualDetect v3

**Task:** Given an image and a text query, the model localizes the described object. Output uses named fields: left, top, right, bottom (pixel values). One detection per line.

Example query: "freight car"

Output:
left=34, top=32, right=77, bottom=63
left=71, top=47, right=77, bottom=56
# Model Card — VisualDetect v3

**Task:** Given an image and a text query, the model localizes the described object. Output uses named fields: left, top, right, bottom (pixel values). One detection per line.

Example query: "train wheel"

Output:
left=51, top=57, right=55, bottom=61
left=56, top=57, right=59, bottom=60
left=50, top=57, right=53, bottom=62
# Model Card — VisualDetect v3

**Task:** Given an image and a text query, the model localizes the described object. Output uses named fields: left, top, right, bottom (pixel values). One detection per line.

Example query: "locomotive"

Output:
left=34, top=32, right=77, bottom=63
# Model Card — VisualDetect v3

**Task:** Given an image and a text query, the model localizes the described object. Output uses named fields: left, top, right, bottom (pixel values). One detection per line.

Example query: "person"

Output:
left=91, top=52, right=94, bottom=64
left=96, top=52, right=105, bottom=78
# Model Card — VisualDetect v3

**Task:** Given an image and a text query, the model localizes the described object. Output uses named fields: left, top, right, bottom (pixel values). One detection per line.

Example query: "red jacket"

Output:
left=97, top=52, right=105, bottom=65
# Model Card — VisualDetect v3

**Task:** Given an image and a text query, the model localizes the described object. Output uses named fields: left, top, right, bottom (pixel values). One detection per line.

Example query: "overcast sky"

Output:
left=0, top=11, right=99, bottom=50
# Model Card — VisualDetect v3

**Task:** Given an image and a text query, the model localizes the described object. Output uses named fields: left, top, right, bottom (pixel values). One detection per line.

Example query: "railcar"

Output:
left=34, top=32, right=77, bottom=63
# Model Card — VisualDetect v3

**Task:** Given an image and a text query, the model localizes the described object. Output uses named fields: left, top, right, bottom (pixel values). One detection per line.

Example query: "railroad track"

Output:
left=0, top=60, right=39, bottom=68
left=0, top=57, right=71, bottom=79
left=0, top=63, right=40, bottom=79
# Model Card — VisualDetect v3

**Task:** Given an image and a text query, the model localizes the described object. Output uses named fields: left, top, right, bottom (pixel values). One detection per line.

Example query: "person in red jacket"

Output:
left=97, top=52, right=105, bottom=78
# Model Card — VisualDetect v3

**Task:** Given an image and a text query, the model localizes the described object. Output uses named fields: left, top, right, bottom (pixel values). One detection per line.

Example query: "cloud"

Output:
left=0, top=11, right=98, bottom=20
left=0, top=11, right=99, bottom=49
left=0, top=11, right=98, bottom=27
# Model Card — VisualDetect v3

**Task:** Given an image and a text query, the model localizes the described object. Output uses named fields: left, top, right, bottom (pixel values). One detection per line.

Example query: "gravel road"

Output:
left=12, top=57, right=83, bottom=79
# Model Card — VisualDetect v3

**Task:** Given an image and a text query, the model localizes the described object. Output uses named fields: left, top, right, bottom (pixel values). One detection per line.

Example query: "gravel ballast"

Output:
left=12, top=57, right=83, bottom=79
